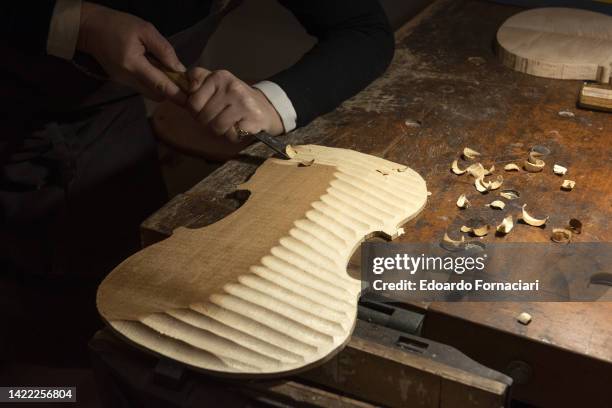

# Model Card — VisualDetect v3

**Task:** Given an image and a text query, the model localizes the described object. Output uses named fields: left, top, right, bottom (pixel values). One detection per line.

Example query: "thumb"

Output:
left=141, top=24, right=185, bottom=73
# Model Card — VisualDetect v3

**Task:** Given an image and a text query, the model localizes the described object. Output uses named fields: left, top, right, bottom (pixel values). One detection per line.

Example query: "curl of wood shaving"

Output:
left=298, top=159, right=315, bottom=167
left=504, top=163, right=520, bottom=171
left=456, top=194, right=470, bottom=209
left=285, top=145, right=298, bottom=158
left=551, top=228, right=572, bottom=244
left=475, top=177, right=488, bottom=193
left=475, top=175, right=503, bottom=193
left=524, top=154, right=545, bottom=172
left=472, top=225, right=489, bottom=237
left=486, top=200, right=505, bottom=210
left=553, top=164, right=567, bottom=176
left=451, top=159, right=467, bottom=175
left=561, top=180, right=575, bottom=190
left=488, top=175, right=503, bottom=190
left=443, top=232, right=465, bottom=248
left=463, top=147, right=481, bottom=160
left=466, top=163, right=487, bottom=179
left=460, top=224, right=489, bottom=237
left=500, top=190, right=520, bottom=200
left=496, top=215, right=514, bottom=234
left=521, top=204, right=548, bottom=227
left=486, top=165, right=495, bottom=175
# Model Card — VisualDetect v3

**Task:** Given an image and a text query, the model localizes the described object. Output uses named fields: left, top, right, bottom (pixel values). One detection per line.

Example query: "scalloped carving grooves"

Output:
left=496, top=8, right=612, bottom=83
left=97, top=145, right=427, bottom=377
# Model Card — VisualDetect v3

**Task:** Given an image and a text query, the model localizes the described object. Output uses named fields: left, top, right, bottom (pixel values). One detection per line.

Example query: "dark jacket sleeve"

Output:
left=272, top=0, right=395, bottom=128
left=2, top=2, right=57, bottom=55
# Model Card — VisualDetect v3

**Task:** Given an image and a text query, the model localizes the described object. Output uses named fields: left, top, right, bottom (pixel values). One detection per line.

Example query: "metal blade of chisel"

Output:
left=253, top=132, right=290, bottom=159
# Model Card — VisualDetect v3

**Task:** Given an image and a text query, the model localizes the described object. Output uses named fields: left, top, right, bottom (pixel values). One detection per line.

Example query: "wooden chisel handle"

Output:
left=163, top=70, right=191, bottom=93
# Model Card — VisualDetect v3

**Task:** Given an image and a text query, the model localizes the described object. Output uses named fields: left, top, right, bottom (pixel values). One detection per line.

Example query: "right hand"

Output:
left=76, top=1, right=186, bottom=104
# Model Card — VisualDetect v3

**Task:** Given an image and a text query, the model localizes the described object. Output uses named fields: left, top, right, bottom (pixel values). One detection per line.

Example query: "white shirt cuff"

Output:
left=252, top=81, right=297, bottom=133
left=47, top=0, right=82, bottom=59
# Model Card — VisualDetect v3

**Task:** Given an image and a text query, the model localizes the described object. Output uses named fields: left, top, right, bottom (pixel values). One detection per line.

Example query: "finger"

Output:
left=209, top=104, right=244, bottom=138
left=194, top=89, right=229, bottom=126
left=186, top=78, right=217, bottom=115
left=186, top=66, right=212, bottom=92
left=132, top=58, right=187, bottom=105
left=141, top=23, right=186, bottom=72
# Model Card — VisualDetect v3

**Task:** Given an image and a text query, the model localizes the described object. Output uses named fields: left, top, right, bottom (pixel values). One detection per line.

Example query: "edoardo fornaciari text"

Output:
left=372, top=279, right=540, bottom=292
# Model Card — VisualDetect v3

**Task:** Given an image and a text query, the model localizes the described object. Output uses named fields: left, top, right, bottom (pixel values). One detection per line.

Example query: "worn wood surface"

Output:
left=142, top=0, right=611, bottom=406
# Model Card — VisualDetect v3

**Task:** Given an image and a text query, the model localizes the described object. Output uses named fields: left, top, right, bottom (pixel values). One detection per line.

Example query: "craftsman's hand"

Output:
left=185, top=67, right=284, bottom=143
left=76, top=1, right=186, bottom=104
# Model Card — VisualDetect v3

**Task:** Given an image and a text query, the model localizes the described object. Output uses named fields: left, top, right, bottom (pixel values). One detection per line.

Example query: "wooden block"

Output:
left=579, top=82, right=612, bottom=112
left=496, top=8, right=612, bottom=83
left=97, top=145, right=428, bottom=377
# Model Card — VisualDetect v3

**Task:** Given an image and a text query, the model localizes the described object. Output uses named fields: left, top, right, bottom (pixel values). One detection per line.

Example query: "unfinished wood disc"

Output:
left=496, top=8, right=612, bottom=83
left=97, top=145, right=427, bottom=377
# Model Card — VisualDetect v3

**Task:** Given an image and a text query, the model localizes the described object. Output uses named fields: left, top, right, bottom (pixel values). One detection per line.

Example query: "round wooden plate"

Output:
left=496, top=7, right=612, bottom=83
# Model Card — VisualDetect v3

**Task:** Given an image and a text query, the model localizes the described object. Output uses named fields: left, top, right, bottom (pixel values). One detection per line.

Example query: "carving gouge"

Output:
left=163, top=70, right=290, bottom=159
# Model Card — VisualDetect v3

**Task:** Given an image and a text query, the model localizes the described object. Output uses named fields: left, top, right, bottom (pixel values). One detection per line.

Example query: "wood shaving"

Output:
left=451, top=159, right=467, bottom=175
left=285, top=145, right=298, bottom=158
left=517, top=312, right=532, bottom=325
left=472, top=225, right=489, bottom=237
left=486, top=200, right=506, bottom=210
left=496, top=215, right=514, bottom=234
left=488, top=175, right=503, bottom=190
left=504, top=163, right=520, bottom=171
left=524, top=154, right=545, bottom=172
left=460, top=225, right=472, bottom=233
left=298, top=159, right=315, bottom=167
left=466, top=163, right=487, bottom=179
left=561, top=180, right=575, bottom=190
left=456, top=194, right=470, bottom=209
left=553, top=164, right=567, bottom=175
left=475, top=175, right=502, bottom=193
left=500, top=189, right=520, bottom=200
left=520, top=204, right=548, bottom=227
left=463, top=147, right=481, bottom=160
left=443, top=232, right=465, bottom=248
left=475, top=177, right=489, bottom=193
left=551, top=228, right=572, bottom=244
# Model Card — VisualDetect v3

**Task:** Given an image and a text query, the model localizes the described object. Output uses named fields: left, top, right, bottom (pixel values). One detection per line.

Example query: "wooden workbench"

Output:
left=142, top=1, right=612, bottom=406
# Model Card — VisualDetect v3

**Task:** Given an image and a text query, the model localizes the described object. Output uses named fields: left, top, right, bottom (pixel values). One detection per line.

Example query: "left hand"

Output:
left=184, top=67, right=284, bottom=143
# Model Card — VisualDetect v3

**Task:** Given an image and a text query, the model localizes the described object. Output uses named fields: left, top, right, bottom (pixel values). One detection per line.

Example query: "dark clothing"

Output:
left=0, top=0, right=393, bottom=364
left=2, top=0, right=395, bottom=127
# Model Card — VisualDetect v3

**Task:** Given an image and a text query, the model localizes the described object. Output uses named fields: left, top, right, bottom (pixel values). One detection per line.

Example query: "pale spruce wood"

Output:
left=496, top=8, right=612, bottom=83
left=97, top=145, right=428, bottom=377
